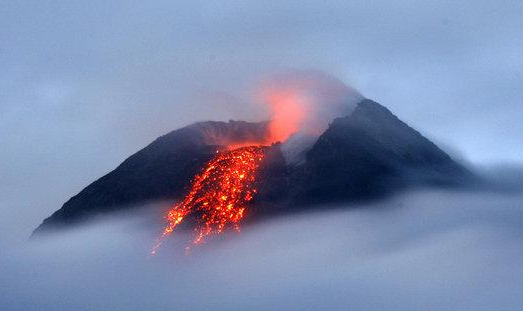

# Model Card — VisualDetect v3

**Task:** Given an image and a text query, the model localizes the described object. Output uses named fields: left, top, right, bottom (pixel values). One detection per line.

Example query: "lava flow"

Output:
left=152, top=145, right=265, bottom=254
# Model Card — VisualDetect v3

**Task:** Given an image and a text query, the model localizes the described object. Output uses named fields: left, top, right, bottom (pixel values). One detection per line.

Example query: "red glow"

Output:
left=260, top=70, right=359, bottom=143
left=152, top=146, right=265, bottom=254
left=264, top=90, right=307, bottom=143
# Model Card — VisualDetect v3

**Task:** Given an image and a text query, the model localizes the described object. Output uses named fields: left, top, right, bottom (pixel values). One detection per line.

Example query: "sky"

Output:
left=1, top=0, right=523, bottom=247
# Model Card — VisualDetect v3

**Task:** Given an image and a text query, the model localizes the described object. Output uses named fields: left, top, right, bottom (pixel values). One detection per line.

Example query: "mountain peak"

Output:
left=33, top=99, right=475, bottom=234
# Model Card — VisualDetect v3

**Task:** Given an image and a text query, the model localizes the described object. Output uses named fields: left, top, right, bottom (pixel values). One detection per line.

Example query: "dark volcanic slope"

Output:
left=34, top=100, right=473, bottom=234
left=33, top=120, right=271, bottom=234
left=289, top=99, right=473, bottom=204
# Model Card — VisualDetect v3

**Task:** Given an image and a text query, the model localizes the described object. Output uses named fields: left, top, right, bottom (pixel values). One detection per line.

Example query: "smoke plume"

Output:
left=259, top=70, right=362, bottom=162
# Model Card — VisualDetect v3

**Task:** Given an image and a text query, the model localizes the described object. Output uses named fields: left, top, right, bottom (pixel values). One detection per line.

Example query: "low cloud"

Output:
left=2, top=190, right=523, bottom=311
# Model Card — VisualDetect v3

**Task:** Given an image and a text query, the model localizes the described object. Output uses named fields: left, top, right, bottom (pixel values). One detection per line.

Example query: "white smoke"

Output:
left=258, top=70, right=363, bottom=164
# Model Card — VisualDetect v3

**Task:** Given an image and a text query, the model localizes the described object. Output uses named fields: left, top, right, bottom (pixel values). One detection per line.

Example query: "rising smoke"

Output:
left=259, top=70, right=362, bottom=163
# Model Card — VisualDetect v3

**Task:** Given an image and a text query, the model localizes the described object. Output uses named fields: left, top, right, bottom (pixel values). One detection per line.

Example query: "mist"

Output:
left=1, top=189, right=523, bottom=311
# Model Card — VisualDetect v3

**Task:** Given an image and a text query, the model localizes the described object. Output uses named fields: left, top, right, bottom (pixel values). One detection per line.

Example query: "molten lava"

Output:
left=152, top=146, right=265, bottom=254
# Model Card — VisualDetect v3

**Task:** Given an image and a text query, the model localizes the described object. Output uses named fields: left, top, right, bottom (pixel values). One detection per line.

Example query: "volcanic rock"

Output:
left=33, top=99, right=474, bottom=234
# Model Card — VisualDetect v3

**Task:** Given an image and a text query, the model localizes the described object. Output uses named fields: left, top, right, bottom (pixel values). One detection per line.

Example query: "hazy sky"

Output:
left=1, top=0, right=523, bottom=241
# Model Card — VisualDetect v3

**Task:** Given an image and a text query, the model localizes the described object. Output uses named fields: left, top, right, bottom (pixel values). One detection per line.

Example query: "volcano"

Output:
left=33, top=99, right=474, bottom=235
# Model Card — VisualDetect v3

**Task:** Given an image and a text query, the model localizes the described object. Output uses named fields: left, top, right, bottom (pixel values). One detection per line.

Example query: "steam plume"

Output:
left=259, top=70, right=362, bottom=162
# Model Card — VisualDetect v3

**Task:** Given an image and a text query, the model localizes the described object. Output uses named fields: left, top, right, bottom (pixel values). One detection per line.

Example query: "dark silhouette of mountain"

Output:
left=287, top=99, right=473, bottom=205
left=33, top=120, right=270, bottom=234
left=33, top=99, right=474, bottom=234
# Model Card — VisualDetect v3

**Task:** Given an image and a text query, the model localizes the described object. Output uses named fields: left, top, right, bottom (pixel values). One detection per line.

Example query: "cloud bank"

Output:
left=2, top=190, right=523, bottom=311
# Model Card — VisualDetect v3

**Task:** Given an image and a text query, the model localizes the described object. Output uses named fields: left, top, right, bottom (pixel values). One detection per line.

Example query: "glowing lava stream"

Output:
left=152, top=146, right=265, bottom=254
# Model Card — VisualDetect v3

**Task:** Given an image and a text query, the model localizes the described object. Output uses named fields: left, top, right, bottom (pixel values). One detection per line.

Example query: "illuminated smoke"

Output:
left=263, top=88, right=308, bottom=143
left=260, top=70, right=362, bottom=144
left=152, top=146, right=265, bottom=254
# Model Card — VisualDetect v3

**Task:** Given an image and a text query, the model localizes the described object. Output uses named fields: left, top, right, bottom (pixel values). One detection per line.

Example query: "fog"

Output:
left=1, top=190, right=523, bottom=310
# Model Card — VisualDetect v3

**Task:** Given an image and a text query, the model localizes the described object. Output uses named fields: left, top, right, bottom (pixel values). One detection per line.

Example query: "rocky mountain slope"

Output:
left=33, top=99, right=474, bottom=234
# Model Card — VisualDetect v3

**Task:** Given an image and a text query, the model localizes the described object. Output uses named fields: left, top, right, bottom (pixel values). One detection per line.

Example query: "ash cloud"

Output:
left=259, top=70, right=362, bottom=138
left=259, top=70, right=362, bottom=163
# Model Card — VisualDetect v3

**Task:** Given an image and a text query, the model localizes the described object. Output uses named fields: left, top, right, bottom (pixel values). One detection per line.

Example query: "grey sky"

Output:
left=1, top=0, right=523, bottom=241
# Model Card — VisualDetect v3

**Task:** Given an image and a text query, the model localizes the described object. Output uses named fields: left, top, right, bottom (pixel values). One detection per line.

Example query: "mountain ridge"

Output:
left=33, top=99, right=474, bottom=235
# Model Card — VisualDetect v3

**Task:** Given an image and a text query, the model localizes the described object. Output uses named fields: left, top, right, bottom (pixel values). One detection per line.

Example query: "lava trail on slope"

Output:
left=152, top=145, right=265, bottom=254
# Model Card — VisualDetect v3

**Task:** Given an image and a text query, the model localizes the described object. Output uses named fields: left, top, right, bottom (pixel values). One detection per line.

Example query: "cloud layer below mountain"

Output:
left=2, top=190, right=523, bottom=311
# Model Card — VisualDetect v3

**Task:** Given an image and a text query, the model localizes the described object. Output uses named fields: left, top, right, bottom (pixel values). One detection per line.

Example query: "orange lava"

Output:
left=152, top=146, right=265, bottom=254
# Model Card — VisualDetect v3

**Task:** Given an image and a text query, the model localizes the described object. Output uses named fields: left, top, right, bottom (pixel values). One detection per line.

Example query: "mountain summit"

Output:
left=33, top=99, right=473, bottom=234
